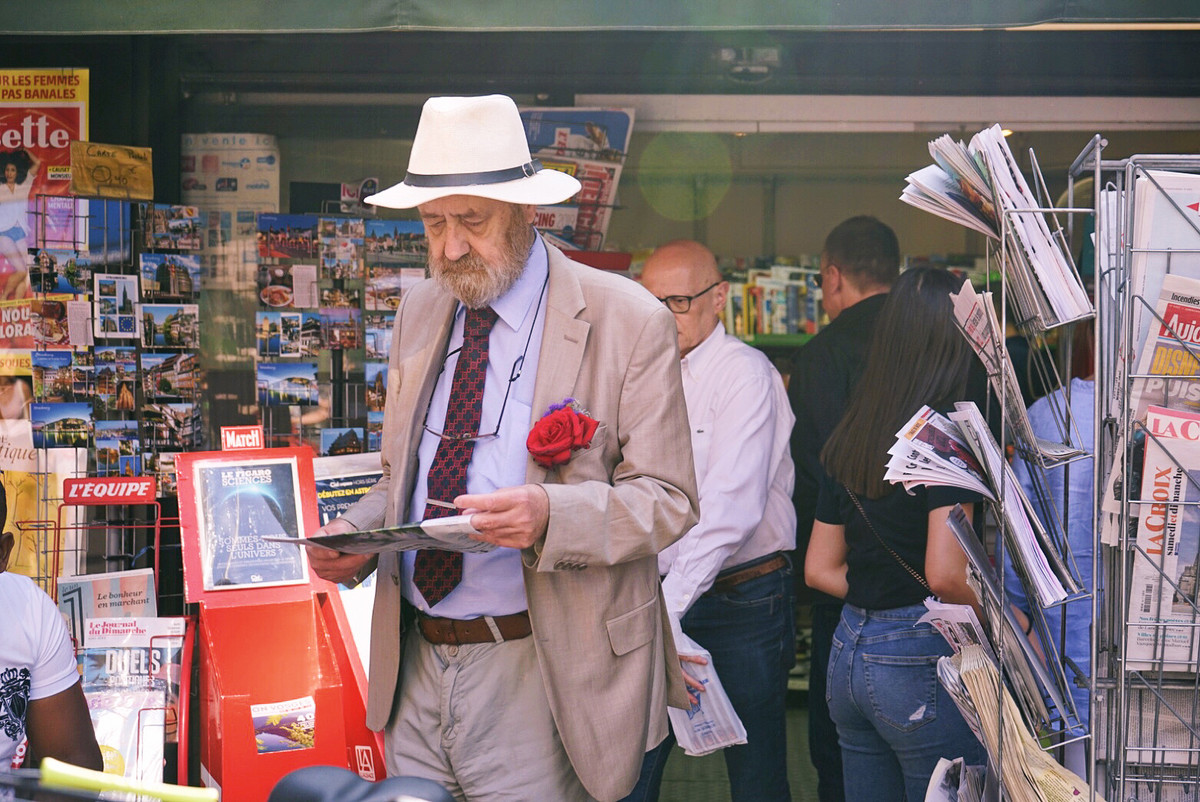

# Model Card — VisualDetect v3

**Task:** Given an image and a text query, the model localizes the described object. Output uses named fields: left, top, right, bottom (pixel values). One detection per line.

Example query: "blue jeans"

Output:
left=621, top=558, right=795, bottom=802
left=827, top=604, right=986, bottom=801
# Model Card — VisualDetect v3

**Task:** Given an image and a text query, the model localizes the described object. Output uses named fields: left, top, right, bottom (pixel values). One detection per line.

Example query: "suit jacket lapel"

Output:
left=528, top=246, right=589, bottom=484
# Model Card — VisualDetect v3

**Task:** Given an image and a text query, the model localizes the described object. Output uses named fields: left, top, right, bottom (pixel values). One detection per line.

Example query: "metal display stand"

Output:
left=985, top=145, right=1097, bottom=795
left=1073, top=139, right=1200, bottom=801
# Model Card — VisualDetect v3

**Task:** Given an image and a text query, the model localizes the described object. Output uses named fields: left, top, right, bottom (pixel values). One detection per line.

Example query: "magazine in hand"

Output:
left=266, top=513, right=494, bottom=554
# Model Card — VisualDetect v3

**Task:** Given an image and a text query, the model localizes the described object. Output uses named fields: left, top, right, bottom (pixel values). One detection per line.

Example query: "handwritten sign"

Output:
left=69, top=140, right=153, bottom=200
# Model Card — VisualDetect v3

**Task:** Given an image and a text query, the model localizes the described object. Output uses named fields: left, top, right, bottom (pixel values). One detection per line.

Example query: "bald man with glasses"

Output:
left=627, top=240, right=796, bottom=802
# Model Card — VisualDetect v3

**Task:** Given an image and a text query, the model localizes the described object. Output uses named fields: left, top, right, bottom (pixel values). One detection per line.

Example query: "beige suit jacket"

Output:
left=339, top=242, right=698, bottom=802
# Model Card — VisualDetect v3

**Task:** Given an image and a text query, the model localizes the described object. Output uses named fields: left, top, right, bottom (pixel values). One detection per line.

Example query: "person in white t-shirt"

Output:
left=0, top=479, right=102, bottom=772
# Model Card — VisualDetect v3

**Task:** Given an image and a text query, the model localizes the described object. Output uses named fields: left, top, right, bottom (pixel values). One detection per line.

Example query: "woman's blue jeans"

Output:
left=827, top=603, right=986, bottom=801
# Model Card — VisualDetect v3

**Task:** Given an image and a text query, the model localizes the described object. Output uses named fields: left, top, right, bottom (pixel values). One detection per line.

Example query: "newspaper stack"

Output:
left=1100, top=272, right=1200, bottom=547
left=949, top=279, right=1085, bottom=467
left=885, top=403, right=1080, bottom=607
left=1123, top=425, right=1200, bottom=671
left=937, top=645, right=1105, bottom=802
left=943, top=506, right=1081, bottom=734
left=900, top=125, right=1092, bottom=332
left=1126, top=170, right=1200, bottom=369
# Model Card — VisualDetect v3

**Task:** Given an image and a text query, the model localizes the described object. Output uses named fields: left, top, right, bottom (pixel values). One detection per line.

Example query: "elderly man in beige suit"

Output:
left=309, top=94, right=697, bottom=802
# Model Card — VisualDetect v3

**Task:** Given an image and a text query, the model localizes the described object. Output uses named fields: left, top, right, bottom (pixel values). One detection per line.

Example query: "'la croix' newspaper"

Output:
left=1126, top=416, right=1200, bottom=671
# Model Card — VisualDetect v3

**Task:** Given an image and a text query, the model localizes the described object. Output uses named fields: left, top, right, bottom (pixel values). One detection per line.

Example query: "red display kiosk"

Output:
left=176, top=446, right=383, bottom=801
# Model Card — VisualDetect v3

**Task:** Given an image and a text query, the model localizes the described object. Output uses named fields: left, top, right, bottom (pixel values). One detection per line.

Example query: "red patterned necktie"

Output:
left=413, top=305, right=498, bottom=606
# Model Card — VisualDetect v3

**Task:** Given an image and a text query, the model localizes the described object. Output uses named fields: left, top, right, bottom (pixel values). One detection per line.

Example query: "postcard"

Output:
left=93, top=273, right=142, bottom=340
left=144, top=203, right=202, bottom=250
left=32, top=248, right=92, bottom=295
left=320, top=307, right=362, bottom=350
left=142, top=403, right=198, bottom=450
left=139, top=351, right=196, bottom=401
left=320, top=426, right=364, bottom=456
left=140, top=253, right=202, bottom=300
left=364, top=312, right=394, bottom=360
left=365, top=265, right=423, bottom=311
left=31, top=401, right=94, bottom=448
left=257, top=213, right=320, bottom=260
left=364, top=362, right=387, bottom=413
left=257, top=362, right=319, bottom=406
left=363, top=219, right=425, bottom=266
left=140, top=303, right=199, bottom=349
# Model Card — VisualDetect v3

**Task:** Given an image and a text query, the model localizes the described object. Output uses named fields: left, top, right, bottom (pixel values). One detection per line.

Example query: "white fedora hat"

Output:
left=365, top=94, right=583, bottom=209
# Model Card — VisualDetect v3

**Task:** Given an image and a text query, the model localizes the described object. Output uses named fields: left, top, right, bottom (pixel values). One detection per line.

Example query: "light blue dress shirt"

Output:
left=402, top=237, right=548, bottom=618
left=1006, top=377, right=1095, bottom=727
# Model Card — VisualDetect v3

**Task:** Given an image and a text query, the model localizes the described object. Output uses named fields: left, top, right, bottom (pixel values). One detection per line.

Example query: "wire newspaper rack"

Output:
left=983, top=176, right=1098, bottom=770
left=1073, top=139, right=1200, bottom=801
left=904, top=126, right=1101, bottom=799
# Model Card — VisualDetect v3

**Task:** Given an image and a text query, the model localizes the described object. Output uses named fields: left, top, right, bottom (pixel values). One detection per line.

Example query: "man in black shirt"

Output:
left=788, top=216, right=899, bottom=802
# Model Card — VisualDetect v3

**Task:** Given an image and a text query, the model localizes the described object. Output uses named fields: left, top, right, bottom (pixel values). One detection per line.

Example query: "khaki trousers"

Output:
left=387, top=626, right=596, bottom=802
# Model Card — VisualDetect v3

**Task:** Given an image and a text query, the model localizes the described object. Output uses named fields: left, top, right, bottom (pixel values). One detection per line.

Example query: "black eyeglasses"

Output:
left=422, top=347, right=525, bottom=442
left=656, top=281, right=721, bottom=314
left=812, top=272, right=823, bottom=289
left=421, top=274, right=547, bottom=443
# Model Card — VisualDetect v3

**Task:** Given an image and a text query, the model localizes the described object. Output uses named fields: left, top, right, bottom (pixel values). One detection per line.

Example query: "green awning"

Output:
left=16, top=0, right=1200, bottom=35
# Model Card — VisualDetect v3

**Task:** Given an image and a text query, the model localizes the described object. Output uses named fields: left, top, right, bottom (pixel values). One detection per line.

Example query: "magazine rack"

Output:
left=969, top=144, right=1098, bottom=761
left=1075, top=142, right=1200, bottom=801
left=176, top=446, right=385, bottom=799
left=905, top=128, right=1102, bottom=797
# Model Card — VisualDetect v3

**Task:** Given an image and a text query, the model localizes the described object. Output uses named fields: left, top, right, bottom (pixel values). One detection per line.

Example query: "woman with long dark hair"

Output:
left=805, top=265, right=988, bottom=799
left=0, top=148, right=40, bottom=300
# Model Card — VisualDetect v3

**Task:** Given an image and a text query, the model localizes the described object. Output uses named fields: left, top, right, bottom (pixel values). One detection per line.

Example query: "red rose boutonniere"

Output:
left=526, top=398, right=599, bottom=468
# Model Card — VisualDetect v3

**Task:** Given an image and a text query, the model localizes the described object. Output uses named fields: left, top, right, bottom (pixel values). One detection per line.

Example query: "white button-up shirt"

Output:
left=658, top=322, right=796, bottom=617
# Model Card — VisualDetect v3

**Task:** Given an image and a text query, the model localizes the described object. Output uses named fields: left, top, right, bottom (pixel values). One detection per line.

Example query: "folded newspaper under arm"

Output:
left=668, top=628, right=748, bottom=757
left=263, top=514, right=495, bottom=554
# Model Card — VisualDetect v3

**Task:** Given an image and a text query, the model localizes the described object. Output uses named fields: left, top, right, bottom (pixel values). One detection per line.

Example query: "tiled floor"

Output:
left=659, top=697, right=821, bottom=802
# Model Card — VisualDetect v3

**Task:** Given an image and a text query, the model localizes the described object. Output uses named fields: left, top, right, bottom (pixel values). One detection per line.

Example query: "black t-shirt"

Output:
left=788, top=293, right=888, bottom=605
left=815, top=473, right=980, bottom=610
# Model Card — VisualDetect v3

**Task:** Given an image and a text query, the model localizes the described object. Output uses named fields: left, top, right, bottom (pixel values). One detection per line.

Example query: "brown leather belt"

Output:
left=708, top=553, right=788, bottom=595
left=417, top=611, right=532, bottom=645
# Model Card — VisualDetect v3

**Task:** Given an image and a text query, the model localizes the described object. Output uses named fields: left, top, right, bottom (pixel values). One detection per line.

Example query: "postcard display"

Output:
left=20, top=197, right=204, bottom=535
left=903, top=128, right=1102, bottom=799
left=253, top=212, right=425, bottom=455
left=1070, top=145, right=1200, bottom=801
left=15, top=190, right=210, bottom=783
left=175, top=446, right=384, bottom=800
